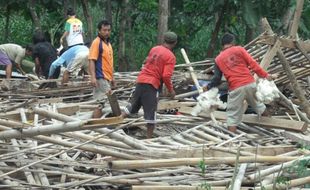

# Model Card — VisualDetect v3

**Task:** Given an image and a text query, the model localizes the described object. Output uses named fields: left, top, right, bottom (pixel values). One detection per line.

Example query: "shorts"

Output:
left=93, top=79, right=111, bottom=100
left=124, top=83, right=158, bottom=124
left=227, top=82, right=266, bottom=126
left=0, top=51, right=12, bottom=66
left=66, top=51, right=88, bottom=76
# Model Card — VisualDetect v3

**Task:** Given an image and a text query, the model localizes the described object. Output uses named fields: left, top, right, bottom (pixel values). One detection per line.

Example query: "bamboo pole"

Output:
left=132, top=186, right=253, bottom=190
left=109, top=156, right=298, bottom=170
left=0, top=120, right=85, bottom=140
left=232, top=163, right=247, bottom=190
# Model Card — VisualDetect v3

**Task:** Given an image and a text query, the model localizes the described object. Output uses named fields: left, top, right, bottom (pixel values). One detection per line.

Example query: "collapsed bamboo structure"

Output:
left=0, top=14, right=310, bottom=190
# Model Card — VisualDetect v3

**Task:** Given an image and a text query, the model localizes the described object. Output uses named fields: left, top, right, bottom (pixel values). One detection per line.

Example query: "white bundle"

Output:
left=256, top=78, right=280, bottom=104
left=191, top=88, right=227, bottom=116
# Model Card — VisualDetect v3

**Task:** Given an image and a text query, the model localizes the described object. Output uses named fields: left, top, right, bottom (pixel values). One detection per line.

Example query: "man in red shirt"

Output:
left=205, top=33, right=276, bottom=133
left=123, top=31, right=177, bottom=138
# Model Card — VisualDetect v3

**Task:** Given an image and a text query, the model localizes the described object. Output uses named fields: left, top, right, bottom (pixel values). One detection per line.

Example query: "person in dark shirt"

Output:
left=32, top=31, right=60, bottom=88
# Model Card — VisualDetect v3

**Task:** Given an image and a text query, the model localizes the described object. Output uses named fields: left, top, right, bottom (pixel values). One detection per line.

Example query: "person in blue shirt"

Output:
left=48, top=45, right=89, bottom=84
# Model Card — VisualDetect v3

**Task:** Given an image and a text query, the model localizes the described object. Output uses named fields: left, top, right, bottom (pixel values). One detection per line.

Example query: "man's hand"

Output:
left=266, top=74, right=278, bottom=81
left=203, top=86, right=208, bottom=92
left=90, top=77, right=97, bottom=87
left=168, top=89, right=176, bottom=99
left=111, top=80, right=116, bottom=90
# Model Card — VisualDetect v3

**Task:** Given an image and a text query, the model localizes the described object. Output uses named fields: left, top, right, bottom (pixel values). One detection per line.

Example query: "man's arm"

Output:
left=60, top=31, right=69, bottom=46
left=241, top=47, right=268, bottom=78
left=205, top=63, right=223, bottom=91
left=14, top=56, right=26, bottom=75
left=34, top=57, right=41, bottom=76
left=89, top=59, right=97, bottom=87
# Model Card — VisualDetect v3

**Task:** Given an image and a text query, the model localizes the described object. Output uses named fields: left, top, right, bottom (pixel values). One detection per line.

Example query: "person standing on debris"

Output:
left=0, top=43, right=33, bottom=79
left=32, top=31, right=60, bottom=80
left=48, top=44, right=89, bottom=84
left=123, top=31, right=178, bottom=139
left=204, top=33, right=277, bottom=133
left=88, top=19, right=115, bottom=100
left=60, top=8, right=84, bottom=49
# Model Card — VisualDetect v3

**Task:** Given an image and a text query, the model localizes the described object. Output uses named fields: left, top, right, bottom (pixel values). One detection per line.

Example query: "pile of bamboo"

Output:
left=0, top=16, right=310, bottom=189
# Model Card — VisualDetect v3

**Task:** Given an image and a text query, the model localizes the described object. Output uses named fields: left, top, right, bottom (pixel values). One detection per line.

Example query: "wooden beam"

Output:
left=289, top=0, right=304, bottom=38
left=179, top=107, right=308, bottom=132
left=260, top=39, right=281, bottom=70
left=257, top=35, right=310, bottom=51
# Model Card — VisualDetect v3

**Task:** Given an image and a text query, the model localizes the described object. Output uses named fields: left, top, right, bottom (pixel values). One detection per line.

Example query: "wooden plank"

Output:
left=157, top=100, right=180, bottom=110
left=107, top=91, right=121, bottom=116
left=179, top=107, right=308, bottom=132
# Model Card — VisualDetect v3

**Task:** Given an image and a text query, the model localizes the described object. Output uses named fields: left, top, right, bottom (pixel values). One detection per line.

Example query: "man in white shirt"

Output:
left=0, top=44, right=33, bottom=78
left=60, top=8, right=84, bottom=48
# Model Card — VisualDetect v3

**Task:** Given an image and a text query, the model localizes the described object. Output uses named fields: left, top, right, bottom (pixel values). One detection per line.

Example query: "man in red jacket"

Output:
left=205, top=33, right=276, bottom=133
left=123, top=31, right=177, bottom=138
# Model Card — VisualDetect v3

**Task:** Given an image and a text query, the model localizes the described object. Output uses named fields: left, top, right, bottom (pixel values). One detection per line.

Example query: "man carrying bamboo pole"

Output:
left=123, top=31, right=178, bottom=138
left=204, top=33, right=277, bottom=133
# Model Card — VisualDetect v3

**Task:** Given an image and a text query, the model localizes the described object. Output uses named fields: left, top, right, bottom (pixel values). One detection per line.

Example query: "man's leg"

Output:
left=62, top=70, right=70, bottom=85
left=146, top=123, right=155, bottom=139
left=141, top=84, right=157, bottom=138
left=227, top=87, right=245, bottom=133
left=5, top=64, right=12, bottom=79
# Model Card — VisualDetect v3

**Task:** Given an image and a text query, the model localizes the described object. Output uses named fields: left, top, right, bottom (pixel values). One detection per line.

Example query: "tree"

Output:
left=118, top=0, right=130, bottom=71
left=157, top=0, right=169, bottom=44
left=28, top=0, right=41, bottom=31
left=81, top=0, right=94, bottom=42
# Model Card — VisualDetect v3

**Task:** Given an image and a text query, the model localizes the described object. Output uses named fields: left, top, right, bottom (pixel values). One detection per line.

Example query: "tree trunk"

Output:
left=118, top=0, right=129, bottom=71
left=157, top=0, right=169, bottom=44
left=106, top=0, right=113, bottom=23
left=4, top=5, right=10, bottom=43
left=81, top=0, right=94, bottom=42
left=280, top=0, right=294, bottom=35
left=206, top=0, right=228, bottom=57
left=63, top=0, right=69, bottom=18
left=28, top=0, right=41, bottom=31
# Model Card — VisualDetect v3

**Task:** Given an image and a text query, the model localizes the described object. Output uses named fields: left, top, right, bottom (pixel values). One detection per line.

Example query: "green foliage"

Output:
left=1, top=0, right=310, bottom=71
left=198, top=160, right=207, bottom=174
left=199, top=181, right=211, bottom=190
left=275, top=175, right=290, bottom=186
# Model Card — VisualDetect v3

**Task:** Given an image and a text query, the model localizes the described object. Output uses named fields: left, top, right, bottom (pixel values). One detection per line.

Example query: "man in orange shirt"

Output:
left=88, top=20, right=115, bottom=100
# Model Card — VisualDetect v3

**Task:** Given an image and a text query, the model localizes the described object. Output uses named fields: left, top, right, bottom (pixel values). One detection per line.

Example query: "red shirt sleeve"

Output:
left=162, top=58, right=176, bottom=92
left=241, top=47, right=268, bottom=78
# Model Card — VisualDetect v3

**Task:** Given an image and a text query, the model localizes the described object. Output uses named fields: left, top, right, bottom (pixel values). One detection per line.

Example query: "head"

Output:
left=163, top=31, right=178, bottom=48
left=67, top=7, right=75, bottom=17
left=25, top=44, right=33, bottom=56
left=221, top=33, right=235, bottom=46
left=97, top=20, right=112, bottom=40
